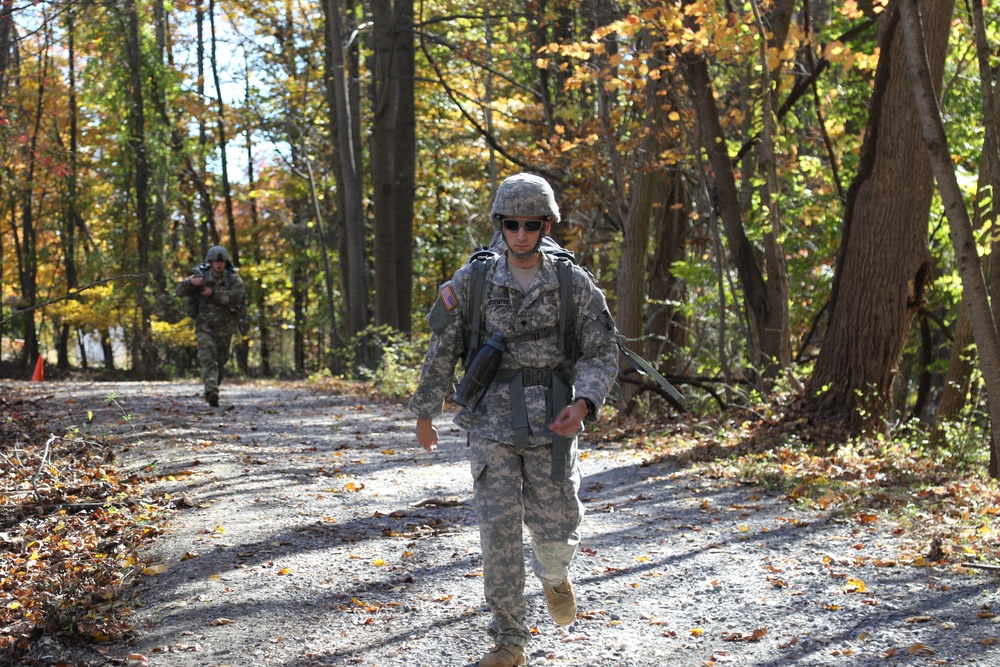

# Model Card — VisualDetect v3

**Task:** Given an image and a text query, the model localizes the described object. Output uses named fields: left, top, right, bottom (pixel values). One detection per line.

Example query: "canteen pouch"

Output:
left=453, top=332, right=505, bottom=410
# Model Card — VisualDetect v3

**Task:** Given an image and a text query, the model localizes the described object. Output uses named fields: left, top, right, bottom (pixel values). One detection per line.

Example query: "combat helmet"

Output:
left=490, top=173, right=561, bottom=225
left=205, top=245, right=231, bottom=263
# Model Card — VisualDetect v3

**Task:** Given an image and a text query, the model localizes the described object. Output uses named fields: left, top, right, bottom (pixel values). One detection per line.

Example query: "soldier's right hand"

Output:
left=416, top=417, right=439, bottom=452
left=190, top=275, right=204, bottom=287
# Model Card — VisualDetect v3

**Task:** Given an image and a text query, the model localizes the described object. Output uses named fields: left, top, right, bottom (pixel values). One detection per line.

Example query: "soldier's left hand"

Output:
left=549, top=399, right=588, bottom=437
left=200, top=287, right=214, bottom=298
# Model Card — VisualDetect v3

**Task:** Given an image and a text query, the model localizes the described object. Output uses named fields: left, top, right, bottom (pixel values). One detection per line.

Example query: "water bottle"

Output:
left=453, top=332, right=505, bottom=409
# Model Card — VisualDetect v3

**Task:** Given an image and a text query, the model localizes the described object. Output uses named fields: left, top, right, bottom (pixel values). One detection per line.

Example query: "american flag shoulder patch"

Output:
left=440, top=283, right=459, bottom=311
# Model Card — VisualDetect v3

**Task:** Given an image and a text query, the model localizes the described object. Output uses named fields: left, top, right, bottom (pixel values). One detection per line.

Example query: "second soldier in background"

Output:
left=176, top=245, right=245, bottom=407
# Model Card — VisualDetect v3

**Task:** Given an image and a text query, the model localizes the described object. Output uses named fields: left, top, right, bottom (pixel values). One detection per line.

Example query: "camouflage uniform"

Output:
left=176, top=250, right=245, bottom=403
left=410, top=250, right=618, bottom=648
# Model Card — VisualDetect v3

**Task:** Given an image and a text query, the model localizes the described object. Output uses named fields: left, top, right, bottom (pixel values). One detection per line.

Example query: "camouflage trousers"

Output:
left=469, top=433, right=584, bottom=647
left=196, top=328, right=232, bottom=396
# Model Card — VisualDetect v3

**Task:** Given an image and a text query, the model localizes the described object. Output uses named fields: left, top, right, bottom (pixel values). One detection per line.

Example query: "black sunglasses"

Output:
left=501, top=218, right=546, bottom=233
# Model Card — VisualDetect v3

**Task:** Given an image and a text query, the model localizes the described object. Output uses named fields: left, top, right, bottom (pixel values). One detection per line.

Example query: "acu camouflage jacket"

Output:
left=410, top=251, right=618, bottom=447
left=176, top=266, right=246, bottom=336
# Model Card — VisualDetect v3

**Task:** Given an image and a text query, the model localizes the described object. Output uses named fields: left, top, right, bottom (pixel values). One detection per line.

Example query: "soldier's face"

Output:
left=210, top=260, right=226, bottom=274
left=501, top=216, right=551, bottom=259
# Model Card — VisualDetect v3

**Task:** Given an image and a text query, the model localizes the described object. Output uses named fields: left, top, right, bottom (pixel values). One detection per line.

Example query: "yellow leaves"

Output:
left=277, top=567, right=292, bottom=575
left=141, top=564, right=168, bottom=576
left=691, top=627, right=704, bottom=636
left=843, top=577, right=866, bottom=593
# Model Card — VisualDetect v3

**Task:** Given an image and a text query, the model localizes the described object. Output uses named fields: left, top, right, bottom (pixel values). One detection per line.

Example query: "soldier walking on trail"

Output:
left=410, top=174, right=618, bottom=667
left=176, top=245, right=245, bottom=407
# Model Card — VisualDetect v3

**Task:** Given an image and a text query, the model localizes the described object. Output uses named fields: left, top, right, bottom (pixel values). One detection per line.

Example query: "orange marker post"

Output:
left=31, top=355, right=44, bottom=382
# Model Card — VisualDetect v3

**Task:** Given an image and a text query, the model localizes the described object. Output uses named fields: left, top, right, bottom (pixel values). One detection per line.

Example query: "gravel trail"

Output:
left=18, top=379, right=1000, bottom=667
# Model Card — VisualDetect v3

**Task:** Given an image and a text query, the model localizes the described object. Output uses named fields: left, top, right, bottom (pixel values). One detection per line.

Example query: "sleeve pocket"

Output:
left=427, top=296, right=457, bottom=334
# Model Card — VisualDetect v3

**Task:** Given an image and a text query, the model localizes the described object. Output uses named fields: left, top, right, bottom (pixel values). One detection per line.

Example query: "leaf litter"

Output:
left=3, top=380, right=1000, bottom=666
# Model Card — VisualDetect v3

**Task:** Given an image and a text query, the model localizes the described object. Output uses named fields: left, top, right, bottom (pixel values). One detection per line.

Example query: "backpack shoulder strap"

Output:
left=466, top=249, right=499, bottom=367
left=552, top=255, right=577, bottom=364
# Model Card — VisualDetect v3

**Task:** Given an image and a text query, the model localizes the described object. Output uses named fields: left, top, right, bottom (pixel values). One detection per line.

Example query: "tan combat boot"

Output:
left=479, top=643, right=525, bottom=667
left=542, top=576, right=577, bottom=626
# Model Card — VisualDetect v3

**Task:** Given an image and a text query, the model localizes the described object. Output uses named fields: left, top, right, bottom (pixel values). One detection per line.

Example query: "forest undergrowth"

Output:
left=3, top=384, right=1000, bottom=662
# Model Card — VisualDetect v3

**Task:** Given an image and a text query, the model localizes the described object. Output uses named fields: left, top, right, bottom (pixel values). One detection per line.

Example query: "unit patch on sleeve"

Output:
left=439, top=283, right=459, bottom=311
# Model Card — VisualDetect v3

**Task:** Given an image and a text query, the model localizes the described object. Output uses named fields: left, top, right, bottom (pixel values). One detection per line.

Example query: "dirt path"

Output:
left=18, top=379, right=1000, bottom=667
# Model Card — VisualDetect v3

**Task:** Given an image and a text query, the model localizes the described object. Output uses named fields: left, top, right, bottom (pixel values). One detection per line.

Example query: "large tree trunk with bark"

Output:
left=805, top=0, right=953, bottom=432
left=323, top=0, right=369, bottom=345
left=393, top=0, right=415, bottom=333
left=123, top=0, right=157, bottom=376
left=370, top=0, right=400, bottom=330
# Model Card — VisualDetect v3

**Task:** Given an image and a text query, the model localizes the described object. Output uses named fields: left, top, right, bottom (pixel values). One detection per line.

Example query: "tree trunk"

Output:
left=616, top=32, right=672, bottom=409
left=58, top=7, right=82, bottom=371
left=323, top=0, right=369, bottom=343
left=684, top=54, right=769, bottom=382
left=931, top=0, right=1000, bottom=445
left=805, top=1, right=952, bottom=432
left=195, top=0, right=216, bottom=252
left=370, top=0, right=399, bottom=329
left=0, top=0, right=14, bottom=101
left=897, top=0, right=1000, bottom=478
left=123, top=0, right=156, bottom=375
left=17, top=21, right=49, bottom=368
left=393, top=0, right=415, bottom=333
left=647, top=177, right=690, bottom=370
left=209, top=0, right=239, bottom=266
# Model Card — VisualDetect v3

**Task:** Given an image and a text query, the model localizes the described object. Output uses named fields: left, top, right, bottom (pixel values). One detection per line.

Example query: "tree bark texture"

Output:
left=371, top=0, right=400, bottom=330
left=392, top=0, right=415, bottom=333
left=323, top=0, right=368, bottom=341
left=806, top=0, right=952, bottom=431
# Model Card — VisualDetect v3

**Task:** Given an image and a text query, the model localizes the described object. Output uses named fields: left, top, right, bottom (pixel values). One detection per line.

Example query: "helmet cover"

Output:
left=489, top=174, right=561, bottom=224
left=205, top=245, right=230, bottom=263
